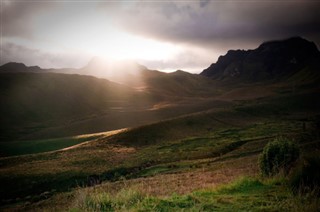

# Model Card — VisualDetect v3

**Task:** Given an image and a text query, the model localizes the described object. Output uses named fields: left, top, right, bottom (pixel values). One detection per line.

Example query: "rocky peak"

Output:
left=200, top=37, right=320, bottom=81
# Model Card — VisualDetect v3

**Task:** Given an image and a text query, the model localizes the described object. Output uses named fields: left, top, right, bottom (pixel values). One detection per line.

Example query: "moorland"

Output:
left=0, top=37, right=320, bottom=211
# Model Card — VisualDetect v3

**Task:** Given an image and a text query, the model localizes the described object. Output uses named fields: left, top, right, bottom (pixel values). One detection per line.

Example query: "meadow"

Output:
left=1, top=87, right=319, bottom=211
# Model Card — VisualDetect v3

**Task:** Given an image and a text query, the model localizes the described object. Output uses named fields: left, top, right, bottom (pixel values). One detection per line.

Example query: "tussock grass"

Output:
left=71, top=176, right=320, bottom=211
left=73, top=188, right=145, bottom=211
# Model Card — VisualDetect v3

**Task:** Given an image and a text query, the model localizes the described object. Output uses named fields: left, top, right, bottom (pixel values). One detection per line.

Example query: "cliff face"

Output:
left=201, top=37, right=320, bottom=81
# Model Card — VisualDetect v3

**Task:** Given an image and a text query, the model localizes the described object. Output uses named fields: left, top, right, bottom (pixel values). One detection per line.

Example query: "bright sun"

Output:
left=15, top=8, right=183, bottom=67
left=38, top=19, right=180, bottom=62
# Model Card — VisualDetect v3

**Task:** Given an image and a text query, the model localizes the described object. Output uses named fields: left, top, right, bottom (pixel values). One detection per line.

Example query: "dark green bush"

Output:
left=289, top=154, right=320, bottom=195
left=259, top=138, right=300, bottom=176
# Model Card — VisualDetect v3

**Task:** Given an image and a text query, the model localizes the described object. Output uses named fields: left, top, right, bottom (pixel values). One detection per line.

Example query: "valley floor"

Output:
left=1, top=90, right=320, bottom=211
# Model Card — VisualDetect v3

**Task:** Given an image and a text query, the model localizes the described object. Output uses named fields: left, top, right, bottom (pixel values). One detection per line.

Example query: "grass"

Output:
left=0, top=107, right=317, bottom=208
left=70, top=177, right=320, bottom=211
left=0, top=87, right=319, bottom=210
left=0, top=134, right=104, bottom=157
left=0, top=72, right=228, bottom=142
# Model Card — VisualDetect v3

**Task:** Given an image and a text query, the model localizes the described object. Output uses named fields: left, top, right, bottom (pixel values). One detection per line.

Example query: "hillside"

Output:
left=1, top=59, right=219, bottom=96
left=0, top=70, right=225, bottom=142
left=0, top=72, right=154, bottom=141
left=1, top=37, right=320, bottom=211
left=1, top=88, right=319, bottom=210
left=201, top=37, right=320, bottom=82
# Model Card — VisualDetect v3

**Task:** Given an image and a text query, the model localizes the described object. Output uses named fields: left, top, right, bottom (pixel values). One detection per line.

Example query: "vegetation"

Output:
left=289, top=154, right=320, bottom=195
left=0, top=72, right=222, bottom=142
left=1, top=102, right=319, bottom=210
left=71, top=177, right=320, bottom=211
left=259, top=137, right=300, bottom=176
left=0, top=61, right=319, bottom=210
left=0, top=133, right=107, bottom=157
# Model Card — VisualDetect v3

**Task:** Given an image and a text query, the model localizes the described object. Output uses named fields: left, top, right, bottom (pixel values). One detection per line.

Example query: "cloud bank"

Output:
left=1, top=0, right=320, bottom=73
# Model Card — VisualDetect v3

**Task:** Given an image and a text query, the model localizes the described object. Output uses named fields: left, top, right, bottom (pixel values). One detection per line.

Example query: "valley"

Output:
left=0, top=37, right=320, bottom=211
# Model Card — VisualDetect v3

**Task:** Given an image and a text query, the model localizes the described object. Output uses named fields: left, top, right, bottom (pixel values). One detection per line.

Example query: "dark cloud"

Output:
left=2, top=1, right=320, bottom=71
left=1, top=1, right=57, bottom=39
left=101, top=1, right=320, bottom=48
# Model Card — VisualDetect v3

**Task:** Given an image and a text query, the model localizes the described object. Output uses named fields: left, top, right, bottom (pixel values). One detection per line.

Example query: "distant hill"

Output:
left=0, top=62, right=42, bottom=73
left=0, top=71, right=219, bottom=141
left=80, top=57, right=150, bottom=88
left=201, top=37, right=320, bottom=82
left=0, top=58, right=155, bottom=88
left=0, top=59, right=218, bottom=97
left=0, top=72, right=157, bottom=141
left=143, top=70, right=219, bottom=97
left=2, top=37, right=320, bottom=141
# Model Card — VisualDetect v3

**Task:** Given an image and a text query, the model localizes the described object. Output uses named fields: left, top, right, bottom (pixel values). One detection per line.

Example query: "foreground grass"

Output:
left=1, top=91, right=319, bottom=210
left=0, top=110, right=318, bottom=209
left=71, top=177, right=320, bottom=211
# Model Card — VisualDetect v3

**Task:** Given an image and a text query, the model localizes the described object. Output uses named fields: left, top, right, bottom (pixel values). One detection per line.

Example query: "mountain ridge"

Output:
left=2, top=37, right=319, bottom=84
left=200, top=37, right=320, bottom=82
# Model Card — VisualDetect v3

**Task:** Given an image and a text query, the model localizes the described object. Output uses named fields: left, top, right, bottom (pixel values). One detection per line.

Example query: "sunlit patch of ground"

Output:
left=148, top=102, right=176, bottom=111
left=61, top=128, right=126, bottom=151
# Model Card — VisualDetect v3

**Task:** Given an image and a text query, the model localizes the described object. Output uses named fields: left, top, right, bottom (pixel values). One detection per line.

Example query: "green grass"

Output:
left=1, top=110, right=313, bottom=207
left=0, top=134, right=103, bottom=157
left=1, top=87, right=319, bottom=210
left=71, top=177, right=320, bottom=211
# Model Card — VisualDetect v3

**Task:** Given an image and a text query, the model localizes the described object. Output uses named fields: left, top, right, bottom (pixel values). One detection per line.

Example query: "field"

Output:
left=0, top=132, right=113, bottom=157
left=1, top=84, right=320, bottom=211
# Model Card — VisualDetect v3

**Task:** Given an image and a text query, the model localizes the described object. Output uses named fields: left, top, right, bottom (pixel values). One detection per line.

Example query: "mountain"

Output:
left=0, top=62, right=42, bottom=73
left=201, top=37, right=320, bottom=82
left=0, top=59, right=217, bottom=97
left=0, top=58, right=154, bottom=88
left=80, top=57, right=150, bottom=87
left=79, top=58, right=218, bottom=96
left=2, top=36, right=320, bottom=141
left=143, top=70, right=218, bottom=97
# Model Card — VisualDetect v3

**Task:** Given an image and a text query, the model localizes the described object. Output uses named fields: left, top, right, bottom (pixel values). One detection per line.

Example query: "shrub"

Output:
left=259, top=137, right=299, bottom=176
left=75, top=188, right=144, bottom=211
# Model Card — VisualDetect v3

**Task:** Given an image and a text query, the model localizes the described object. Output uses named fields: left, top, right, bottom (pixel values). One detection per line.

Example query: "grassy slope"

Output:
left=1, top=87, right=320, bottom=210
left=0, top=65, right=319, bottom=210
left=71, top=177, right=313, bottom=211
left=0, top=73, right=151, bottom=141
left=0, top=72, right=226, bottom=142
left=0, top=130, right=124, bottom=157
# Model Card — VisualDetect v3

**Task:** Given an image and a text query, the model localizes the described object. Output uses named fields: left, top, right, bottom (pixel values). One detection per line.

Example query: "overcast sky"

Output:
left=1, top=0, right=320, bottom=73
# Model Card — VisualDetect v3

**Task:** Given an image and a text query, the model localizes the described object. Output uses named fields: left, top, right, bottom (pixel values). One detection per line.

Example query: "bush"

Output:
left=289, top=154, right=320, bottom=195
left=259, top=137, right=299, bottom=176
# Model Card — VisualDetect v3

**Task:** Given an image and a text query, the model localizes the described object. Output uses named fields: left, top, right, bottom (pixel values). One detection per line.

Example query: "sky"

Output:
left=1, top=0, right=320, bottom=73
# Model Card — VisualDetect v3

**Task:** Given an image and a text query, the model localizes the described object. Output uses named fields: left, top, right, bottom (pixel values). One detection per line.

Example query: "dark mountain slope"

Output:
left=0, top=71, right=223, bottom=142
left=77, top=58, right=218, bottom=97
left=0, top=72, right=155, bottom=141
left=201, top=37, right=320, bottom=82
left=143, top=70, right=219, bottom=97
left=0, top=59, right=218, bottom=98
left=0, top=62, right=42, bottom=73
